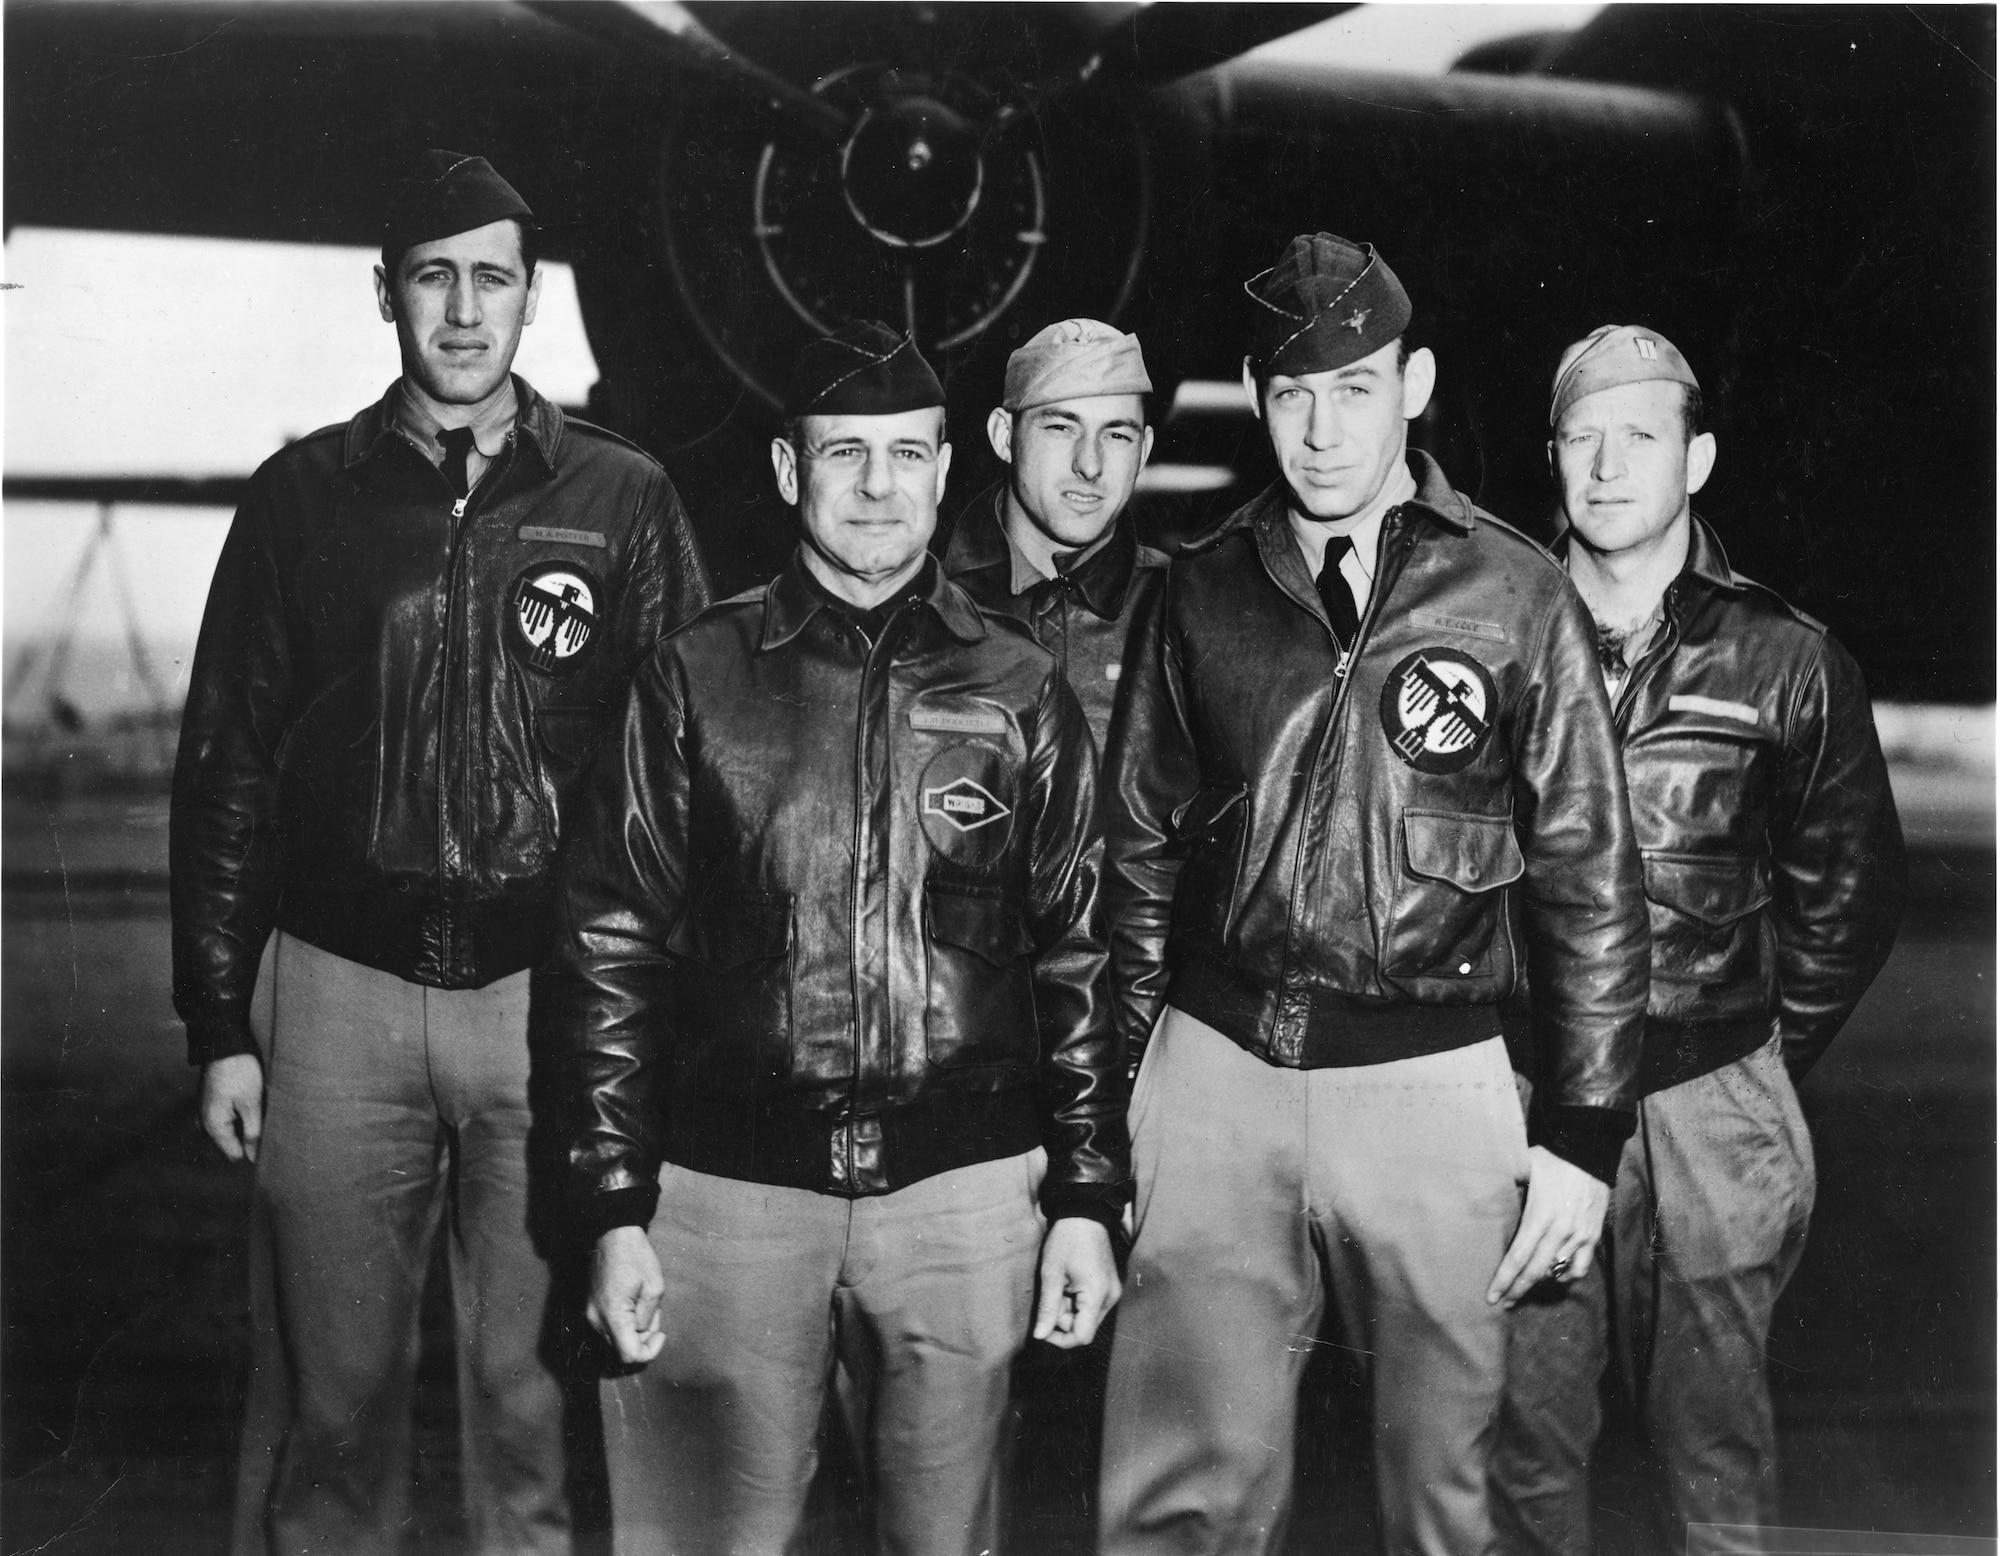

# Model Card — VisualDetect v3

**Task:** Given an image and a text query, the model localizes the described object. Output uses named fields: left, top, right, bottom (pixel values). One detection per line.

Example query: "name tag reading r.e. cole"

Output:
left=517, top=525, right=607, bottom=548
left=909, top=705, right=1010, bottom=735
left=1410, top=609, right=1509, bottom=644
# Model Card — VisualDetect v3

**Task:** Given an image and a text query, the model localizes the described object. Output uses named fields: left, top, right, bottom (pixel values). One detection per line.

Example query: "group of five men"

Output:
left=172, top=151, right=1904, bottom=1556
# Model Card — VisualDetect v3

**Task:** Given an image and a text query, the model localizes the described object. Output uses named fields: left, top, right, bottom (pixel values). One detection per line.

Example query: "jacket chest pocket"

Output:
left=1643, top=853, right=1771, bottom=994
left=1382, top=810, right=1524, bottom=982
left=923, top=885, right=1038, bottom=1069
left=673, top=891, right=795, bottom=1087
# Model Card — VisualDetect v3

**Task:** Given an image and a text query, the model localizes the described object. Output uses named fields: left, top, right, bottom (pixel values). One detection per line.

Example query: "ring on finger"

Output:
left=1548, top=1255, right=1571, bottom=1279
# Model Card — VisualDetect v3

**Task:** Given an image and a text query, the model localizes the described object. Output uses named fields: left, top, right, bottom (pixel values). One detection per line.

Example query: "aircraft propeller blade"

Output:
left=523, top=0, right=851, bottom=143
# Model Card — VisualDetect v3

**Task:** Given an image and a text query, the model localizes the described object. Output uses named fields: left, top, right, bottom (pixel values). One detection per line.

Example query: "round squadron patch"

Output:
left=1379, top=647, right=1497, bottom=775
left=918, top=745, right=1017, bottom=866
left=511, top=563, right=600, bottom=676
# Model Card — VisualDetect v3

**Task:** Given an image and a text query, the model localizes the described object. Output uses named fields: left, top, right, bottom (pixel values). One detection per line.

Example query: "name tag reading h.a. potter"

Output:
left=909, top=706, right=1010, bottom=735
left=517, top=525, right=607, bottom=548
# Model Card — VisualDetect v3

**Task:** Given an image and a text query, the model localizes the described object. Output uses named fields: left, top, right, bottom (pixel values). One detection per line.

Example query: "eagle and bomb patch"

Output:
left=1379, top=647, right=1497, bottom=775
left=511, top=563, right=600, bottom=676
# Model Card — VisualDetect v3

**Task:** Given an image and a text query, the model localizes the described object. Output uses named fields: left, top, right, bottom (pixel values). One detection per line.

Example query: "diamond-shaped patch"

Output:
left=921, top=777, right=1011, bottom=833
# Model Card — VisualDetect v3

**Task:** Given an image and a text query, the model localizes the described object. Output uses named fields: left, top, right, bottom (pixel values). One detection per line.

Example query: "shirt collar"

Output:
left=392, top=377, right=518, bottom=464
left=1286, top=458, right=1415, bottom=580
left=344, top=375, right=564, bottom=474
left=761, top=545, right=987, bottom=652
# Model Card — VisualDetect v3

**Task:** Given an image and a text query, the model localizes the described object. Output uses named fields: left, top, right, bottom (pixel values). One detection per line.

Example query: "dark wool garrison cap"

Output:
left=383, top=150, right=534, bottom=253
left=787, top=321, right=946, bottom=419
left=1244, top=233, right=1413, bottom=377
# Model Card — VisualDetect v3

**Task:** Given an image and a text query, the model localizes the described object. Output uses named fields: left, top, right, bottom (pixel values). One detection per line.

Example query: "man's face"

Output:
left=986, top=394, right=1154, bottom=548
left=1552, top=380, right=1716, bottom=559
left=374, top=219, right=540, bottom=408
left=1255, top=339, right=1435, bottom=522
left=771, top=408, right=951, bottom=589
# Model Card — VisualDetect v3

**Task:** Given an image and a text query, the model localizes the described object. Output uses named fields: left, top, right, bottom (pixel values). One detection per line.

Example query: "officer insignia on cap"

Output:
left=1379, top=648, right=1498, bottom=775
left=511, top=563, right=599, bottom=675
left=1635, top=337, right=1658, bottom=360
left=1343, top=309, right=1370, bottom=334
left=922, top=777, right=1011, bottom=833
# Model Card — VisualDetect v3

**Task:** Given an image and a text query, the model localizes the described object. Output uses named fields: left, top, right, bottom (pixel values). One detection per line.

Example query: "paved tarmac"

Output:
left=2, top=785, right=1991, bottom=1554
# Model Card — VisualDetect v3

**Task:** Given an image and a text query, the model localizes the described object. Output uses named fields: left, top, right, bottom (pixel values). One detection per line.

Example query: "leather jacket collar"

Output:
left=761, top=545, right=988, bottom=652
left=943, top=484, right=1143, bottom=622
left=1680, top=514, right=1746, bottom=595
left=342, top=374, right=564, bottom=477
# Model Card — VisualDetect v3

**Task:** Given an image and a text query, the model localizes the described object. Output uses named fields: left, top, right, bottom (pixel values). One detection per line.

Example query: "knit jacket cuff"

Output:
left=581, top=1183, right=662, bottom=1243
left=1530, top=1103, right=1635, bottom=1188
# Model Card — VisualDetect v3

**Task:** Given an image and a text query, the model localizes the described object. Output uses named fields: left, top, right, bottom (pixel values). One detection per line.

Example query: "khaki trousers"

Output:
left=602, top=1152, right=1046, bottom=1556
left=230, top=932, right=569, bottom=1556
left=1099, top=1010, right=1530, bottom=1556
left=1492, top=1035, right=1816, bottom=1555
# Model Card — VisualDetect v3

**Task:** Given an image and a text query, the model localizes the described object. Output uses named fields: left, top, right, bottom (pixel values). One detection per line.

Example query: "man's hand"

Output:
left=1487, top=1145, right=1610, bottom=1309
left=588, top=1226, right=667, bottom=1366
left=200, top=1054, right=265, bottom=1163
left=1033, top=1217, right=1121, bottom=1349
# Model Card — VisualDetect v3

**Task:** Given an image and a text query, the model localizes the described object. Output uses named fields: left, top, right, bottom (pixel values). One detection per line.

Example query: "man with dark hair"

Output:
left=1094, top=234, right=1651, bottom=1554
left=1490, top=326, right=1906, bottom=1554
left=173, top=148, right=709, bottom=1554
left=940, top=317, right=1164, bottom=751
left=556, top=322, right=1128, bottom=1556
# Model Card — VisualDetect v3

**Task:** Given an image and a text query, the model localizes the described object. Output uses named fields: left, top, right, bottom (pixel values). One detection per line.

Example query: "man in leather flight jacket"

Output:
left=940, top=317, right=1168, bottom=754
left=556, top=323, right=1128, bottom=1556
left=1491, top=327, right=1906, bottom=1554
left=170, top=152, right=709, bottom=1554
left=1095, top=235, right=1651, bottom=1556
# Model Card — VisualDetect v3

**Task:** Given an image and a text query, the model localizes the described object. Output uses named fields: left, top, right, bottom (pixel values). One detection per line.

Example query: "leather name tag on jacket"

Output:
left=517, top=525, right=607, bottom=548
left=909, top=706, right=1009, bottom=735
left=1668, top=693, right=1763, bottom=727
left=1410, top=609, right=1508, bottom=644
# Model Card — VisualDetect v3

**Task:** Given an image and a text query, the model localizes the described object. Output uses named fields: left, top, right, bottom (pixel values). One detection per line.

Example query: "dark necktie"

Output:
left=439, top=426, right=476, bottom=500
left=1316, top=535, right=1360, bottom=651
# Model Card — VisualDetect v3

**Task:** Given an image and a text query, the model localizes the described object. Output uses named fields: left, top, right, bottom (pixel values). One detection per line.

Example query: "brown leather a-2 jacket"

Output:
left=171, top=378, right=709, bottom=1064
left=1585, top=517, right=1906, bottom=1093
left=938, top=483, right=1170, bottom=754
left=1102, top=453, right=1650, bottom=1179
left=552, top=554, right=1130, bottom=1237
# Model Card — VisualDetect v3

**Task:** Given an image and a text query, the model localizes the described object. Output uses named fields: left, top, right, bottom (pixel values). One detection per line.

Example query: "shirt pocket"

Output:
left=1642, top=852, right=1771, bottom=995
left=923, top=884, right=1038, bottom=1070
left=1382, top=809, right=1525, bottom=980
left=672, top=890, right=796, bottom=1087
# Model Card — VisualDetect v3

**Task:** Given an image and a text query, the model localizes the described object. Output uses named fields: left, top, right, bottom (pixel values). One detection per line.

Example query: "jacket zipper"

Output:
left=1611, top=583, right=1683, bottom=735
left=1274, top=509, right=1416, bottom=1019
left=434, top=454, right=499, bottom=971
left=844, top=616, right=881, bottom=1174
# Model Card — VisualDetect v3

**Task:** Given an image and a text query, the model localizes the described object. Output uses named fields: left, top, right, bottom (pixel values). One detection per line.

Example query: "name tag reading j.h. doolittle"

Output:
left=518, top=525, right=607, bottom=548
left=909, top=706, right=1010, bottom=735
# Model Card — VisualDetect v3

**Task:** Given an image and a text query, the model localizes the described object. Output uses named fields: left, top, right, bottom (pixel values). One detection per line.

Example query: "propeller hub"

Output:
left=841, top=96, right=984, bottom=249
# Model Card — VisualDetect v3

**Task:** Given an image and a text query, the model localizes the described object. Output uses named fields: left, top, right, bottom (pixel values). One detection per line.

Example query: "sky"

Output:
left=3, top=2, right=1605, bottom=719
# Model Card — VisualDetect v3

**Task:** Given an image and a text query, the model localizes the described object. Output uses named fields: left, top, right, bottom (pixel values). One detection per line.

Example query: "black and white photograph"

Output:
left=3, top=4, right=1993, bottom=1553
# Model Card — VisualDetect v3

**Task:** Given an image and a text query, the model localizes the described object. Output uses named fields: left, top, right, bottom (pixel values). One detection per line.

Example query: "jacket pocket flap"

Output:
left=925, top=887, right=1035, bottom=968
left=691, top=892, right=794, bottom=970
left=1643, top=854, right=1770, bottom=927
left=1402, top=811, right=1524, bottom=892
left=1170, top=783, right=1248, bottom=841
left=537, top=706, right=613, bottom=765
